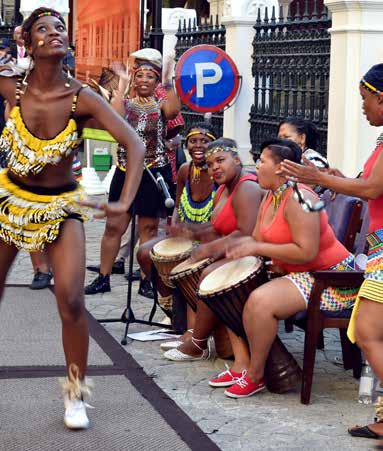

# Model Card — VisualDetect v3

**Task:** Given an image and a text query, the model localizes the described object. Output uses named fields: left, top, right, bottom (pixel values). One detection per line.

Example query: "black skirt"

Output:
left=109, top=165, right=175, bottom=218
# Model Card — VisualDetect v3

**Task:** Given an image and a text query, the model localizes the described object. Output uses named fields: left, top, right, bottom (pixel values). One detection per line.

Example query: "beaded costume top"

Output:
left=123, top=95, right=167, bottom=168
left=0, top=78, right=82, bottom=176
left=178, top=164, right=217, bottom=224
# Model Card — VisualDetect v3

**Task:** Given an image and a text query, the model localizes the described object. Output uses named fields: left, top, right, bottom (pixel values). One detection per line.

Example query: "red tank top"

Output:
left=212, top=173, right=258, bottom=236
left=363, top=143, right=383, bottom=233
left=260, top=185, right=349, bottom=272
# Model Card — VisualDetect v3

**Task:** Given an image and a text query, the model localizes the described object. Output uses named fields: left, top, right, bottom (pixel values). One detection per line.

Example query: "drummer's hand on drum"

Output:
left=190, top=243, right=212, bottom=262
left=225, top=236, right=258, bottom=260
left=168, top=223, right=194, bottom=240
left=79, top=199, right=128, bottom=219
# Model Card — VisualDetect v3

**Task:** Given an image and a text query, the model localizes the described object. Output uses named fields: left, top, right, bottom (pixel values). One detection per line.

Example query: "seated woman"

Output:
left=277, top=117, right=328, bottom=169
left=137, top=121, right=217, bottom=314
left=162, top=138, right=264, bottom=361
left=209, top=138, right=357, bottom=398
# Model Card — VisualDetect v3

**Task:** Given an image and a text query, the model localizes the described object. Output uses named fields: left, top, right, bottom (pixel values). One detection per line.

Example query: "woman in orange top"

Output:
left=212, top=138, right=357, bottom=398
left=281, top=64, right=383, bottom=440
left=163, top=138, right=263, bottom=361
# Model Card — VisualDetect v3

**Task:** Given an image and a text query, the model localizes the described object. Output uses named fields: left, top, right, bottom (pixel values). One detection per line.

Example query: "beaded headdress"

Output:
left=36, top=11, right=63, bottom=20
left=206, top=146, right=239, bottom=157
left=361, top=79, right=382, bottom=95
left=134, top=62, right=161, bottom=79
left=185, top=130, right=216, bottom=142
left=360, top=64, right=383, bottom=95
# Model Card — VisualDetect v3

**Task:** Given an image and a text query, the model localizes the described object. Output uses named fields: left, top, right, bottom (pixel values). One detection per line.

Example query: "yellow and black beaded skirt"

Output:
left=0, top=169, right=88, bottom=252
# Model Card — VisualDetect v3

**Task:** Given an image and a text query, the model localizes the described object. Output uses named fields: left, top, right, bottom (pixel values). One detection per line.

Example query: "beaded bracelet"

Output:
left=162, top=81, right=173, bottom=90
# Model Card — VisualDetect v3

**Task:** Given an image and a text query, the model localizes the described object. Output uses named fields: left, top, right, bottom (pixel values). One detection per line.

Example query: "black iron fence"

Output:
left=249, top=0, right=331, bottom=158
left=174, top=16, right=225, bottom=137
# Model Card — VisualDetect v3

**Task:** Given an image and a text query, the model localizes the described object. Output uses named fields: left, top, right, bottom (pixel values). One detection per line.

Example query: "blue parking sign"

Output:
left=175, top=45, right=240, bottom=113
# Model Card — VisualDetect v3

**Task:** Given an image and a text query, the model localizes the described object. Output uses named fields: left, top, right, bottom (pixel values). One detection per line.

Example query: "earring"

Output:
left=21, top=57, right=33, bottom=93
left=22, top=69, right=30, bottom=87
left=65, top=69, right=72, bottom=88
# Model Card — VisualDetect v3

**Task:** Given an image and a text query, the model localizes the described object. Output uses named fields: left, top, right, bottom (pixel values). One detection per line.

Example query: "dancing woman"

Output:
left=216, top=138, right=357, bottom=398
left=0, top=7, right=145, bottom=429
left=281, top=64, right=383, bottom=439
left=85, top=54, right=181, bottom=296
left=162, top=138, right=264, bottom=361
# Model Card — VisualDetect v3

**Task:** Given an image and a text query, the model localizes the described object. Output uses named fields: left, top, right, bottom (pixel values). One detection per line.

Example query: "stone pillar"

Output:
left=20, top=0, right=69, bottom=20
left=207, top=0, right=224, bottom=17
left=325, top=0, right=383, bottom=175
left=221, top=0, right=278, bottom=165
left=162, top=8, right=196, bottom=60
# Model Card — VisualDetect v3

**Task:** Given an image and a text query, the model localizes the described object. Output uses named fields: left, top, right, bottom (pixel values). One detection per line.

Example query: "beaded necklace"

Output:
left=191, top=162, right=207, bottom=183
left=271, top=181, right=290, bottom=211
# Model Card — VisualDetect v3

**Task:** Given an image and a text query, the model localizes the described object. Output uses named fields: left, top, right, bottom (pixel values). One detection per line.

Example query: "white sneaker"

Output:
left=64, top=396, right=90, bottom=430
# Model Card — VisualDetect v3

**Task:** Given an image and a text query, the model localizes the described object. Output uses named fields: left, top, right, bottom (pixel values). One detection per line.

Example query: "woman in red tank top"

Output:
left=210, top=138, right=357, bottom=399
left=163, top=138, right=263, bottom=361
left=282, top=64, right=383, bottom=439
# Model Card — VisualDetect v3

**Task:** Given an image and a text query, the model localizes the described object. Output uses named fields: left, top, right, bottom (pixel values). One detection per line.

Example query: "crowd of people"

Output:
left=0, top=6, right=382, bottom=443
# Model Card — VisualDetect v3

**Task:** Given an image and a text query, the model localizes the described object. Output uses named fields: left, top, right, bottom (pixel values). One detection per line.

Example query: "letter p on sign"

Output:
left=195, top=62, right=223, bottom=98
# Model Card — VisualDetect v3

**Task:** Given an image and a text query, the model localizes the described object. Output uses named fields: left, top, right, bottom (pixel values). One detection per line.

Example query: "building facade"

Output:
left=75, top=0, right=140, bottom=81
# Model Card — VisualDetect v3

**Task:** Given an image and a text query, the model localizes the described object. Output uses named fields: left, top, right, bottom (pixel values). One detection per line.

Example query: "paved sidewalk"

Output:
left=7, top=217, right=376, bottom=450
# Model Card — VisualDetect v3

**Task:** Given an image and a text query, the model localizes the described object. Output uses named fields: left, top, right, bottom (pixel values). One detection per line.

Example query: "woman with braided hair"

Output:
left=0, top=7, right=145, bottom=429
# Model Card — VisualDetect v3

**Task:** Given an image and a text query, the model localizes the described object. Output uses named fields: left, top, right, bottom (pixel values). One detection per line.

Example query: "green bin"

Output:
left=92, top=154, right=112, bottom=171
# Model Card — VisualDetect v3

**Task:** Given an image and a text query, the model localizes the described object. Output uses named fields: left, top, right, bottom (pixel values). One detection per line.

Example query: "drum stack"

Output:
left=151, top=244, right=302, bottom=393
left=170, top=256, right=233, bottom=359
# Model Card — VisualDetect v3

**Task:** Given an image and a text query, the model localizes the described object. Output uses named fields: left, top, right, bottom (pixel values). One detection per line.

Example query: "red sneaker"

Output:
left=224, top=371, right=266, bottom=398
left=209, top=365, right=242, bottom=387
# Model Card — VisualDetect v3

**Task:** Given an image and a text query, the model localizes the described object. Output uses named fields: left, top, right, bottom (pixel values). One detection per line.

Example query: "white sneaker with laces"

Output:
left=64, top=395, right=90, bottom=430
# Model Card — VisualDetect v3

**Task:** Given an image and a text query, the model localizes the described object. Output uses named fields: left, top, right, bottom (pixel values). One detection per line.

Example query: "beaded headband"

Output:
left=23, top=10, right=65, bottom=39
left=206, top=146, right=239, bottom=157
left=36, top=11, right=63, bottom=20
left=185, top=130, right=217, bottom=142
left=134, top=66, right=160, bottom=79
left=360, top=79, right=382, bottom=95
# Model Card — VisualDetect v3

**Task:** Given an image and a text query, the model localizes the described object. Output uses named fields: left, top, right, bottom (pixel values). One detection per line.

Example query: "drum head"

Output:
left=199, top=256, right=262, bottom=295
left=152, top=237, right=193, bottom=257
left=170, top=257, right=211, bottom=276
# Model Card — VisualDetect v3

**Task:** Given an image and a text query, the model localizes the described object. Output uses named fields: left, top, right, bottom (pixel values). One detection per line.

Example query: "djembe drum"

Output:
left=169, top=257, right=233, bottom=358
left=169, top=257, right=213, bottom=311
left=198, top=256, right=301, bottom=393
left=150, top=237, right=193, bottom=288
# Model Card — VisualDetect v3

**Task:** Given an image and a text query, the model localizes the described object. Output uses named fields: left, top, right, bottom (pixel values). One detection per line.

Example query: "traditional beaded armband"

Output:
left=162, top=81, right=173, bottom=91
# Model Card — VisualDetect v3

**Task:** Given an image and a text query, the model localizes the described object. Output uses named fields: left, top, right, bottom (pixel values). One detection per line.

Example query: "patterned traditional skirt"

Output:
left=284, top=253, right=358, bottom=311
left=0, top=169, right=88, bottom=252
left=348, top=228, right=383, bottom=343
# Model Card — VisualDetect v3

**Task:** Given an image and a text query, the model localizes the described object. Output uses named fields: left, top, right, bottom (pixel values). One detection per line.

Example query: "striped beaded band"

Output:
left=185, top=130, right=217, bottom=142
left=206, top=146, right=239, bottom=157
left=36, top=11, right=63, bottom=20
left=361, top=78, right=382, bottom=95
left=134, top=65, right=161, bottom=79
